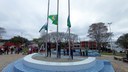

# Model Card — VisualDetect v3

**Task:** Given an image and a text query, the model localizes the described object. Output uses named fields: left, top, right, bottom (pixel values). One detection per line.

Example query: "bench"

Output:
left=114, top=56, right=123, bottom=61
left=123, top=58, right=128, bottom=63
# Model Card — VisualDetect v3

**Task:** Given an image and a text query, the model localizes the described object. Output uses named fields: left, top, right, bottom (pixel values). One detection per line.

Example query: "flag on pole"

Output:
left=39, top=24, right=48, bottom=32
left=48, top=15, right=58, bottom=25
left=67, top=16, right=71, bottom=28
left=40, top=29, right=46, bottom=36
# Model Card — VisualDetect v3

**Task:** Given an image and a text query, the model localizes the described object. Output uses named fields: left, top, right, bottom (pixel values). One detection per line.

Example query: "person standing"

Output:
left=70, top=42, right=73, bottom=59
left=126, top=49, right=128, bottom=60
left=66, top=42, right=69, bottom=55
left=70, top=48, right=73, bottom=59
left=1, top=47, right=4, bottom=55
left=10, top=47, right=14, bottom=54
left=58, top=41, right=61, bottom=58
left=6, top=46, right=9, bottom=55
left=47, top=42, right=51, bottom=57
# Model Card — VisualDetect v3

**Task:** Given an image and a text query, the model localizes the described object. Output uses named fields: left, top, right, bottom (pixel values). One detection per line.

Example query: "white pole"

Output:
left=68, top=0, right=71, bottom=59
left=56, top=0, right=59, bottom=58
left=46, top=0, right=50, bottom=57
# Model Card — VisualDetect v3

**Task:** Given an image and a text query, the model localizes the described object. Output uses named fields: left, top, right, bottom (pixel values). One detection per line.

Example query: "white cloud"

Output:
left=0, top=0, right=128, bottom=40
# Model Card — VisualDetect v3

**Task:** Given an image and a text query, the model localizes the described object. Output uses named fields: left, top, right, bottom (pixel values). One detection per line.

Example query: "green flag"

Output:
left=44, top=24, right=48, bottom=30
left=39, top=24, right=48, bottom=32
left=48, top=15, right=58, bottom=25
left=67, top=16, right=71, bottom=28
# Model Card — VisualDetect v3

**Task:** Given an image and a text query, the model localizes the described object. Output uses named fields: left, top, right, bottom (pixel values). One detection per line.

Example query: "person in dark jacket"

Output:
left=47, top=42, right=51, bottom=57
left=70, top=48, right=73, bottom=59
left=70, top=42, right=73, bottom=59
left=10, top=47, right=14, bottom=54
left=58, top=41, right=61, bottom=58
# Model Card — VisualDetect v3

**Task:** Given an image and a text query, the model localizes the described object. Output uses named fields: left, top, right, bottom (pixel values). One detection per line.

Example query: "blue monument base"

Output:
left=52, top=50, right=101, bottom=57
left=87, top=50, right=101, bottom=56
left=2, top=53, right=115, bottom=72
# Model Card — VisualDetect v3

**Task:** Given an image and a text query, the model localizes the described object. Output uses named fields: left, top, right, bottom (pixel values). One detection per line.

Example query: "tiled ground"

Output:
left=0, top=54, right=25, bottom=72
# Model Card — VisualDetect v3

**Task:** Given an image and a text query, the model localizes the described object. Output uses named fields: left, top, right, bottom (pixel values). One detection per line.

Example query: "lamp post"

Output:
left=108, top=22, right=113, bottom=54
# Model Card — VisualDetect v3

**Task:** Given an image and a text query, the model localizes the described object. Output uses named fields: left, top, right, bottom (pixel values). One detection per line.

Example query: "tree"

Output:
left=116, top=33, right=128, bottom=49
left=88, top=22, right=112, bottom=52
left=40, top=32, right=78, bottom=43
left=116, top=33, right=128, bottom=59
left=0, top=27, right=6, bottom=39
left=33, top=38, right=40, bottom=44
left=10, top=36, right=29, bottom=45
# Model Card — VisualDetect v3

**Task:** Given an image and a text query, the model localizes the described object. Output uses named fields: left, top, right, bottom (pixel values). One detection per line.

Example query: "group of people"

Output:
left=0, top=41, right=75, bottom=60
left=28, top=47, right=39, bottom=54
left=42, top=42, right=74, bottom=59
left=0, top=46, right=22, bottom=55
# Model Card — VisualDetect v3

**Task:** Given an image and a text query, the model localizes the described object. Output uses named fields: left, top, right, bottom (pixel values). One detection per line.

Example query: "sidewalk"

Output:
left=0, top=54, right=25, bottom=72
left=97, top=55, right=128, bottom=72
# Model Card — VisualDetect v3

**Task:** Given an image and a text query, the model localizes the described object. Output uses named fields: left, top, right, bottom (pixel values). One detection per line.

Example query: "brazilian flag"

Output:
left=48, top=15, right=58, bottom=25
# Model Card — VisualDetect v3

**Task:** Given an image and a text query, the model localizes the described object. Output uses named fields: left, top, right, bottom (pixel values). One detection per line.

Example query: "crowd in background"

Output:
left=0, top=46, right=40, bottom=55
left=0, top=41, right=41, bottom=55
left=0, top=46, right=22, bottom=55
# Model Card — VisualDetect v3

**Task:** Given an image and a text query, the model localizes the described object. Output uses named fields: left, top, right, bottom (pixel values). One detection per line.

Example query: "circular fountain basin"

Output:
left=23, top=53, right=96, bottom=72
left=3, top=53, right=115, bottom=72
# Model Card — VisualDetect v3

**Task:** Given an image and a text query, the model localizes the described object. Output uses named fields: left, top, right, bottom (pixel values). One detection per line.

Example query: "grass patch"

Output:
left=101, top=52, right=113, bottom=55
left=101, top=52, right=125, bottom=57
left=114, top=52, right=125, bottom=57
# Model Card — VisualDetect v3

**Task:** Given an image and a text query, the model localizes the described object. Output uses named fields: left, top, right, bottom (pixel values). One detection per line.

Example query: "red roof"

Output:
left=0, top=46, right=4, bottom=49
left=4, top=42, right=15, bottom=46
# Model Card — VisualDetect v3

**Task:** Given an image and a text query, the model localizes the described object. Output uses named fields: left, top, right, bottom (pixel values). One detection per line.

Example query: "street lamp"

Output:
left=108, top=22, right=113, bottom=54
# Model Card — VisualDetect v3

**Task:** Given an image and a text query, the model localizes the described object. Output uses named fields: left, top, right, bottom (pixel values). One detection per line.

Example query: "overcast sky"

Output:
left=0, top=0, right=128, bottom=40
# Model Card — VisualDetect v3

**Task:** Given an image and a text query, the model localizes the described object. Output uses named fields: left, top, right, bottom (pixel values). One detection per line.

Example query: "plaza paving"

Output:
left=0, top=54, right=25, bottom=72
left=97, top=55, right=128, bottom=72
left=0, top=54, right=128, bottom=72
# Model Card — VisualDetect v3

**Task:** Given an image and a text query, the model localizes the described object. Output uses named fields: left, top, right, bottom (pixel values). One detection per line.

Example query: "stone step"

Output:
left=13, top=59, right=105, bottom=72
left=99, top=60, right=115, bottom=72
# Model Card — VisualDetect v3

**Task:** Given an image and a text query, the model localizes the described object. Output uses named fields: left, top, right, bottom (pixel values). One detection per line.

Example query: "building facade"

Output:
left=80, top=41, right=97, bottom=50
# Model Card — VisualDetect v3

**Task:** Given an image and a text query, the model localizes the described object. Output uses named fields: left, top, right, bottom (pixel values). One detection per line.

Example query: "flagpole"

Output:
left=46, top=0, right=50, bottom=57
left=68, top=0, right=71, bottom=59
left=56, top=0, right=59, bottom=58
